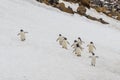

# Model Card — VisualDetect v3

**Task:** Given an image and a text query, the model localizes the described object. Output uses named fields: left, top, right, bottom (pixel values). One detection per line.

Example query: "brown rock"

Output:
left=57, top=3, right=66, bottom=11
left=98, top=18, right=109, bottom=24
left=85, top=15, right=98, bottom=21
left=65, top=6, right=74, bottom=14
left=95, top=7, right=107, bottom=13
left=77, top=5, right=86, bottom=15
left=43, top=0, right=49, bottom=5
left=107, top=13, right=112, bottom=17
left=117, top=16, right=120, bottom=20
left=80, top=0, right=90, bottom=9
left=85, top=15, right=109, bottom=24
left=36, top=0, right=43, bottom=3
left=56, top=3, right=74, bottom=14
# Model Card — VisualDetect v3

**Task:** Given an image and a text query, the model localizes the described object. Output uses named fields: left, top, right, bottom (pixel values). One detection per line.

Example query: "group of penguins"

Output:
left=56, top=34, right=99, bottom=66
left=17, top=30, right=98, bottom=67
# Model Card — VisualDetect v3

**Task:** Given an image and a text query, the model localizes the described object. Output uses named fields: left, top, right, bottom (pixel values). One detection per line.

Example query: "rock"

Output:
left=65, top=6, right=74, bottom=14
left=85, top=15, right=98, bottom=21
left=80, top=0, right=90, bottom=9
left=64, top=0, right=90, bottom=8
left=56, top=3, right=74, bottom=14
left=43, top=0, right=49, bottom=5
left=107, top=13, right=113, bottom=17
left=117, top=16, right=120, bottom=20
left=85, top=15, right=109, bottom=24
left=36, top=0, right=43, bottom=3
left=94, top=7, right=107, bottom=13
left=77, top=5, right=86, bottom=15
left=57, top=3, right=66, bottom=11
left=98, top=18, right=109, bottom=24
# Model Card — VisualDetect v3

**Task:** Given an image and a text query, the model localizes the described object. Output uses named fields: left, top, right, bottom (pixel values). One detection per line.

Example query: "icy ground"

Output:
left=0, top=0, right=120, bottom=80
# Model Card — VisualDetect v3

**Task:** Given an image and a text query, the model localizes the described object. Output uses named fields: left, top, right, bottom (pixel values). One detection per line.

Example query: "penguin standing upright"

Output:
left=17, top=29, right=28, bottom=41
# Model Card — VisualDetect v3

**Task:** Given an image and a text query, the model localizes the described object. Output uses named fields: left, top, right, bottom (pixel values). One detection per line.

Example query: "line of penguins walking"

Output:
left=56, top=34, right=99, bottom=67
left=17, top=29, right=98, bottom=67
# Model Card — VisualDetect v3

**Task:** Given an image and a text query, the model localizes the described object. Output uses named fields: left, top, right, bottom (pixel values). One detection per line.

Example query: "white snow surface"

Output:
left=0, top=0, right=120, bottom=80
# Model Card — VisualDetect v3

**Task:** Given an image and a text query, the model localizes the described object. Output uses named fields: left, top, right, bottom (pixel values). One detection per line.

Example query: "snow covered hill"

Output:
left=0, top=0, right=120, bottom=80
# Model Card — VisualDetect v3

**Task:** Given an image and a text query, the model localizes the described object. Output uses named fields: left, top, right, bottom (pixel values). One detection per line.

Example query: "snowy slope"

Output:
left=0, top=0, right=120, bottom=80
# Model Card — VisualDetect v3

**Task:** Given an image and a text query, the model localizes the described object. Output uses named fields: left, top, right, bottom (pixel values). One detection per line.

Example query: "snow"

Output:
left=0, top=0, right=120, bottom=80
